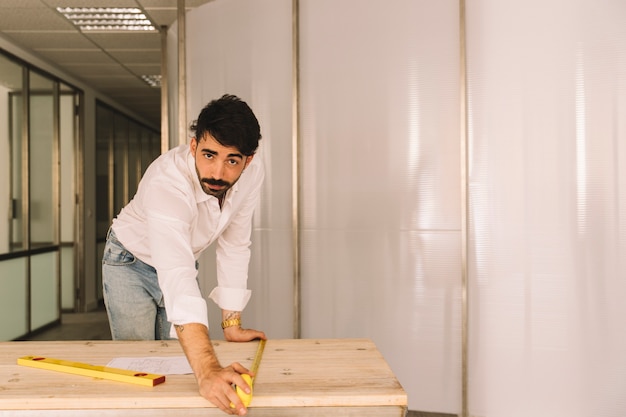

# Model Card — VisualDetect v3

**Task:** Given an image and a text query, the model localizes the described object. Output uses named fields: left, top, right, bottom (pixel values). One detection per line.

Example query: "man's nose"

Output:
left=211, top=162, right=225, bottom=179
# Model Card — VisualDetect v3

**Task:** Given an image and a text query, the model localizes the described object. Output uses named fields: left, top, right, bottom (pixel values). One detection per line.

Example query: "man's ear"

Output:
left=244, top=153, right=255, bottom=169
left=190, top=137, right=197, bottom=153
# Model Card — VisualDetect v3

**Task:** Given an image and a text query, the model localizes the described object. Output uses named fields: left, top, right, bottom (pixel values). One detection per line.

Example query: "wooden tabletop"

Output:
left=0, top=338, right=407, bottom=416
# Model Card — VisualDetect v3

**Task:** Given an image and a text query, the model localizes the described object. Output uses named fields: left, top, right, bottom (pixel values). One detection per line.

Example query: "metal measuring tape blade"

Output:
left=232, top=339, right=267, bottom=408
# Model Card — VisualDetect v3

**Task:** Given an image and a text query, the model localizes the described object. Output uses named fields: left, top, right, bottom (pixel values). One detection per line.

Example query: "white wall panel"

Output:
left=184, top=0, right=294, bottom=339
left=299, top=0, right=462, bottom=412
left=165, top=0, right=626, bottom=414
left=467, top=0, right=626, bottom=415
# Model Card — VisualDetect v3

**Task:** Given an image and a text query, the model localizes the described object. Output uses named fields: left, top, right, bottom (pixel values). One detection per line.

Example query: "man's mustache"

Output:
left=202, top=178, right=230, bottom=187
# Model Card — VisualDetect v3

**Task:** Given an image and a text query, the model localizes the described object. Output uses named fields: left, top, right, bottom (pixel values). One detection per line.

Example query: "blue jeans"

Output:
left=102, top=229, right=172, bottom=340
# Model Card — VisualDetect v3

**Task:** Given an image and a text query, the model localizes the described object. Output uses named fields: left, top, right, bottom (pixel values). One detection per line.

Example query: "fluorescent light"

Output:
left=141, top=75, right=161, bottom=88
left=56, top=7, right=157, bottom=32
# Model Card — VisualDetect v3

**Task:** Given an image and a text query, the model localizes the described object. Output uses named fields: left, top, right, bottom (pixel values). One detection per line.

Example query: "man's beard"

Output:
left=199, top=177, right=232, bottom=198
left=194, top=165, right=231, bottom=197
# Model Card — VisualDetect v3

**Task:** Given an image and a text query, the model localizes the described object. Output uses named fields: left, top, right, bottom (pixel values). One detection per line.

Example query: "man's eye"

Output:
left=228, top=159, right=239, bottom=166
left=203, top=153, right=214, bottom=159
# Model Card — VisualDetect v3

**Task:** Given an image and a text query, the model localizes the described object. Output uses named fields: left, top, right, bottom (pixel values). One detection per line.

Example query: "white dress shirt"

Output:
left=111, top=143, right=264, bottom=338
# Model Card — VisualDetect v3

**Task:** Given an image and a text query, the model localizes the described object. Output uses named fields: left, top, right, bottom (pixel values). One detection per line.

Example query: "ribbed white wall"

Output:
left=178, top=0, right=626, bottom=414
left=298, top=0, right=462, bottom=412
left=184, top=0, right=295, bottom=339
left=466, top=1, right=626, bottom=416
left=183, top=0, right=462, bottom=412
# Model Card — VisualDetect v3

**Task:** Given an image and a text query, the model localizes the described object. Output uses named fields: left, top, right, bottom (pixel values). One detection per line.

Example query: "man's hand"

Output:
left=174, top=323, right=252, bottom=415
left=197, top=361, right=253, bottom=415
left=223, top=325, right=266, bottom=342
left=222, top=310, right=267, bottom=342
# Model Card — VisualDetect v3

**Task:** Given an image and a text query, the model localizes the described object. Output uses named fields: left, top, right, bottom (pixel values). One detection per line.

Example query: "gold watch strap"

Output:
left=221, top=318, right=241, bottom=329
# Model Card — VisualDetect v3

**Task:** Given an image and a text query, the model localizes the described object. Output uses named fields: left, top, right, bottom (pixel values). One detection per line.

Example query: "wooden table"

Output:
left=0, top=338, right=407, bottom=416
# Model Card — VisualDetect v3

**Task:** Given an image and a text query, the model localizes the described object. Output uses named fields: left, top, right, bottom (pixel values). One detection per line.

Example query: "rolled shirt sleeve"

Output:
left=208, top=287, right=251, bottom=311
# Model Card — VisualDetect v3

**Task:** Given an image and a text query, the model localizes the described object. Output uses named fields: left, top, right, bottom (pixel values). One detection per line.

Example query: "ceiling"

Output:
left=0, top=0, right=213, bottom=128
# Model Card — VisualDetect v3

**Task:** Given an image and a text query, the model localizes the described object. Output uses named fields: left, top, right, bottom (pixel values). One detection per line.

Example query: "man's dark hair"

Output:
left=190, top=94, right=261, bottom=156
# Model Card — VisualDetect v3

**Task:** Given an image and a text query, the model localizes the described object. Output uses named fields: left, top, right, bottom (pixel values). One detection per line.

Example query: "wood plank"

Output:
left=0, top=407, right=407, bottom=417
left=0, top=338, right=407, bottom=416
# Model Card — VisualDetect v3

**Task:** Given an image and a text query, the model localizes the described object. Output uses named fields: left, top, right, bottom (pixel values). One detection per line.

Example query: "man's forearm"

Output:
left=174, top=322, right=251, bottom=414
left=174, top=323, right=221, bottom=380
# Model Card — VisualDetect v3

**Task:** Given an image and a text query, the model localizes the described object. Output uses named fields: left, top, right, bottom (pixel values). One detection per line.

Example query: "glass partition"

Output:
left=0, top=258, right=28, bottom=340
left=28, top=70, right=60, bottom=327
left=94, top=101, right=160, bottom=302
left=113, top=114, right=128, bottom=217
left=60, top=84, right=78, bottom=310
left=10, top=88, right=25, bottom=252
left=30, top=252, right=59, bottom=329
left=0, top=50, right=81, bottom=338
left=0, top=54, right=24, bottom=254
left=95, top=105, right=113, bottom=239
left=29, top=70, right=56, bottom=248
left=95, top=103, right=160, bottom=238
left=60, top=87, right=76, bottom=244
left=128, top=121, right=141, bottom=198
left=95, top=105, right=113, bottom=303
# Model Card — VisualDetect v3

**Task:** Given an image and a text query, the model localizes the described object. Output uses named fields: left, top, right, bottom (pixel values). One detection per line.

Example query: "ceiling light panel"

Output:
left=140, top=74, right=161, bottom=88
left=56, top=7, right=157, bottom=32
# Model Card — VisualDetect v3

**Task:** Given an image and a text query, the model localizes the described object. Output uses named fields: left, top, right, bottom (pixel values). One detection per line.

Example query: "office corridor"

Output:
left=21, top=307, right=111, bottom=341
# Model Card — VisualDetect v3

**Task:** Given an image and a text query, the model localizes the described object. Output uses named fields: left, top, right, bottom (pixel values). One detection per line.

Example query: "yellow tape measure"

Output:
left=232, top=339, right=266, bottom=408
left=17, top=355, right=165, bottom=387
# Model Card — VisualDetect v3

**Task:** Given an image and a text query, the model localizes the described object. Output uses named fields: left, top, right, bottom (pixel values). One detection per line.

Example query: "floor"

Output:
left=20, top=309, right=456, bottom=417
left=21, top=307, right=112, bottom=341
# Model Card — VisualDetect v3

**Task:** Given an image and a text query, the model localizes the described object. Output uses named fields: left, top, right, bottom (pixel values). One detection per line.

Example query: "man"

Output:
left=102, top=94, right=266, bottom=415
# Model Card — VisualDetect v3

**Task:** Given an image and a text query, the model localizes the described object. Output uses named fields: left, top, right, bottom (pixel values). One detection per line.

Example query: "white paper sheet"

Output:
left=106, top=356, right=193, bottom=375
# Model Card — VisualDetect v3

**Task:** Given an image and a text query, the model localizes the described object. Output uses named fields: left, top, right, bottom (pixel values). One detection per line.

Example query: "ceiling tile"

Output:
left=63, top=63, right=133, bottom=76
left=2, top=31, right=93, bottom=49
left=143, top=9, right=177, bottom=27
left=82, top=75, right=147, bottom=87
left=0, top=7, right=74, bottom=30
left=140, top=0, right=213, bottom=7
left=110, top=90, right=160, bottom=100
left=83, top=32, right=161, bottom=49
left=0, top=0, right=45, bottom=8
left=34, top=49, right=118, bottom=64
left=125, top=64, right=162, bottom=77
left=107, top=49, right=160, bottom=63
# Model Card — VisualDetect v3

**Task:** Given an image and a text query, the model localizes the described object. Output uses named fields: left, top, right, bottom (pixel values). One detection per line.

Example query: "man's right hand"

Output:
left=197, top=361, right=253, bottom=415
left=174, top=323, right=251, bottom=415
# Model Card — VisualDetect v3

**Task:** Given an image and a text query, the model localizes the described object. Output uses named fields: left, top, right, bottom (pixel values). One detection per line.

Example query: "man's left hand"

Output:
left=223, top=325, right=266, bottom=342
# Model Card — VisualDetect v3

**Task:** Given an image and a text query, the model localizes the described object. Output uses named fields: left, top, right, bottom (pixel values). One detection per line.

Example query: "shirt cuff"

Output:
left=167, top=294, right=209, bottom=339
left=208, top=287, right=252, bottom=312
